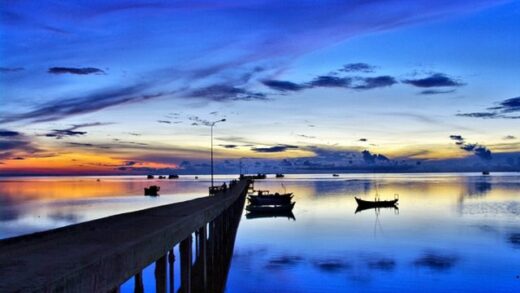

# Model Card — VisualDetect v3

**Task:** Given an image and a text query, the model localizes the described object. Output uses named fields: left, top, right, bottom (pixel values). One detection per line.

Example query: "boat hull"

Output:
left=248, top=194, right=293, bottom=205
left=355, top=197, right=398, bottom=207
left=246, top=202, right=295, bottom=213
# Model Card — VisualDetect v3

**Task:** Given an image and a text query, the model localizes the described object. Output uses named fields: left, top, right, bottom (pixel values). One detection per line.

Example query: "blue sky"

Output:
left=1, top=0, right=519, bottom=174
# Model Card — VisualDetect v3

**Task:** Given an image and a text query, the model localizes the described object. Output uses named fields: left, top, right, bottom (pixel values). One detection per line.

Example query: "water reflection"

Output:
left=1, top=173, right=520, bottom=292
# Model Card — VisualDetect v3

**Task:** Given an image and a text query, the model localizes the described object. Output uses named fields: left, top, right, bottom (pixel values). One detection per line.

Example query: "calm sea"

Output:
left=1, top=173, right=519, bottom=292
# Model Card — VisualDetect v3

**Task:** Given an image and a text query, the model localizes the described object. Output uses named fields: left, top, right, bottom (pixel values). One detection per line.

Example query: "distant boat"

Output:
left=158, top=175, right=166, bottom=179
left=168, top=174, right=179, bottom=179
left=246, top=202, right=295, bottom=213
left=195, top=176, right=199, bottom=179
left=482, top=171, right=490, bottom=175
left=332, top=174, right=339, bottom=177
left=355, top=197, right=398, bottom=208
left=144, top=185, right=160, bottom=196
left=248, top=191, right=293, bottom=205
left=275, top=173, right=285, bottom=178
left=147, top=175, right=154, bottom=179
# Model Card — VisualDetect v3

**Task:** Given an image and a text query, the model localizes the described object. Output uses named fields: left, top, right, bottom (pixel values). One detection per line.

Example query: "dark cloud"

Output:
left=449, top=135, right=464, bottom=142
left=190, top=84, right=267, bottom=101
left=456, top=112, right=500, bottom=119
left=362, top=150, right=390, bottom=163
left=457, top=96, right=520, bottom=119
left=48, top=67, right=105, bottom=75
left=124, top=161, right=137, bottom=166
left=340, top=63, right=376, bottom=73
left=449, top=135, right=492, bottom=160
left=0, top=130, right=20, bottom=137
left=220, top=144, right=238, bottom=149
left=308, top=75, right=351, bottom=88
left=296, top=134, right=316, bottom=139
left=262, top=80, right=307, bottom=92
left=413, top=252, right=458, bottom=271
left=352, top=76, right=397, bottom=90
left=419, top=89, right=456, bottom=95
left=503, top=135, right=516, bottom=140
left=0, top=67, right=24, bottom=73
left=489, top=96, right=520, bottom=113
left=157, top=120, right=171, bottom=124
left=0, top=85, right=163, bottom=123
left=359, top=138, right=367, bottom=142
left=45, top=122, right=109, bottom=139
left=252, top=144, right=298, bottom=153
left=403, top=73, right=464, bottom=88
left=266, top=255, right=303, bottom=269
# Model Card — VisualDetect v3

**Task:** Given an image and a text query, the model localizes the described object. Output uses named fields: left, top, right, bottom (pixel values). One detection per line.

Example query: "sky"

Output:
left=1, top=0, right=520, bottom=175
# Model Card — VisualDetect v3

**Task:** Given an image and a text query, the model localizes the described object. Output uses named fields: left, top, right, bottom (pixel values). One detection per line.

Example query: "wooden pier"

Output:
left=0, top=178, right=251, bottom=292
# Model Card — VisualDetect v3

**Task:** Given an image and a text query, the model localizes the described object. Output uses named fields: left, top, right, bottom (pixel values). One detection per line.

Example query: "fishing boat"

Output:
left=332, top=174, right=339, bottom=177
left=482, top=171, right=490, bottom=175
left=275, top=173, right=285, bottom=178
left=168, top=174, right=179, bottom=179
left=147, top=175, right=154, bottom=179
left=248, top=192, right=293, bottom=205
left=158, top=175, right=166, bottom=179
left=355, top=197, right=398, bottom=208
left=246, top=202, right=295, bottom=213
left=144, top=185, right=160, bottom=196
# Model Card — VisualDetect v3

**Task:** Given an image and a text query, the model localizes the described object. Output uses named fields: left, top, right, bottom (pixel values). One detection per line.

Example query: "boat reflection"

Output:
left=355, top=205, right=399, bottom=214
left=246, top=211, right=296, bottom=221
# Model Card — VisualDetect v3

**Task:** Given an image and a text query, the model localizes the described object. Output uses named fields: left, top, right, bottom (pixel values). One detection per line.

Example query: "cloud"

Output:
left=220, top=144, right=238, bottom=149
left=0, top=130, right=20, bottom=137
left=262, top=80, right=307, bottom=92
left=251, top=144, right=298, bottom=153
left=359, top=138, right=367, bottom=142
left=308, top=75, right=351, bottom=88
left=403, top=73, right=464, bottom=88
left=457, top=96, right=520, bottom=119
left=48, top=67, right=105, bottom=75
left=44, top=122, right=109, bottom=139
left=367, top=258, right=396, bottom=271
left=351, top=76, right=397, bottom=89
left=489, top=96, right=520, bottom=113
left=340, top=63, right=376, bottom=73
left=362, top=150, right=390, bottom=163
left=312, top=259, right=350, bottom=272
left=0, top=85, right=164, bottom=123
left=189, top=84, right=267, bottom=101
left=503, top=135, right=516, bottom=140
left=157, top=120, right=171, bottom=124
left=449, top=135, right=492, bottom=160
left=419, top=89, right=456, bottom=95
left=0, top=67, right=24, bottom=73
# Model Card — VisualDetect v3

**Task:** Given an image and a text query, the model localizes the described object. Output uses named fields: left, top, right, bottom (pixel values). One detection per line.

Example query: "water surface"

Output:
left=1, top=173, right=519, bottom=292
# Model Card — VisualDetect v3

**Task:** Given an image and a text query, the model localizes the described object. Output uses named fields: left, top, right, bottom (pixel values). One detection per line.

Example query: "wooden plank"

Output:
left=0, top=179, right=250, bottom=292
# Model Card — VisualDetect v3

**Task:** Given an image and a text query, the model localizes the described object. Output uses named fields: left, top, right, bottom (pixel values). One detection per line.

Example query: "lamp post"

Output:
left=210, top=119, right=226, bottom=190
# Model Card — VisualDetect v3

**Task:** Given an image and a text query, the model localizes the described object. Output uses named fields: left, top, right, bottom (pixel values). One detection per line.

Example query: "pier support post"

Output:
left=168, top=249, right=175, bottom=293
left=155, top=254, right=167, bottom=293
left=180, top=235, right=192, bottom=293
left=134, top=272, right=144, bottom=293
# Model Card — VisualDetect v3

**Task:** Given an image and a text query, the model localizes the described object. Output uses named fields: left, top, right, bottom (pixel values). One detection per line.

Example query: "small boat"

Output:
left=355, top=197, right=398, bottom=208
left=158, top=175, right=166, bottom=179
left=144, top=185, right=160, bottom=196
left=195, top=176, right=199, bottom=179
left=168, top=174, right=179, bottom=179
left=248, top=193, right=293, bottom=205
left=275, top=173, right=285, bottom=178
left=332, top=174, right=339, bottom=177
left=246, top=202, right=295, bottom=213
left=147, top=175, right=154, bottom=179
left=482, top=171, right=490, bottom=175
